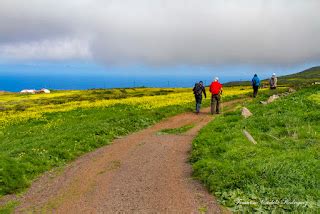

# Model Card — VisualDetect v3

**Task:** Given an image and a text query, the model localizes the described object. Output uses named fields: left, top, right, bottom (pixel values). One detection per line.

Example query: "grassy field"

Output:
left=0, top=86, right=255, bottom=200
left=191, top=85, right=320, bottom=212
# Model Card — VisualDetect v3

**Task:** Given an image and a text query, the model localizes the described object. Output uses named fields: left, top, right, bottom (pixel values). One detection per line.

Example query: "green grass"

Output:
left=0, top=201, right=18, bottom=214
left=309, top=92, right=320, bottom=104
left=158, top=124, right=195, bottom=135
left=191, top=85, right=320, bottom=212
left=0, top=102, right=196, bottom=197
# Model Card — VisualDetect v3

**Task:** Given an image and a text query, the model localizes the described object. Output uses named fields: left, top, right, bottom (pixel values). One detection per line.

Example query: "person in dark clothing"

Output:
left=193, top=81, right=206, bottom=113
left=251, top=74, right=260, bottom=98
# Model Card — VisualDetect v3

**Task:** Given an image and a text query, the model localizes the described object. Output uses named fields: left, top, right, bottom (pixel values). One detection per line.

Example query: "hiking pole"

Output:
left=221, top=92, right=223, bottom=114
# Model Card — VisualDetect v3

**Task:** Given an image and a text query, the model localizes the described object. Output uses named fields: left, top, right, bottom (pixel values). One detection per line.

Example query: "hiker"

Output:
left=193, top=81, right=206, bottom=113
left=209, top=77, right=223, bottom=114
left=270, top=73, right=277, bottom=89
left=251, top=74, right=260, bottom=98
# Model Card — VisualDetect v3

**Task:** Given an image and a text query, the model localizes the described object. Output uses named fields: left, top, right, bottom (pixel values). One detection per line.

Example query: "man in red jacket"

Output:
left=209, top=77, right=223, bottom=114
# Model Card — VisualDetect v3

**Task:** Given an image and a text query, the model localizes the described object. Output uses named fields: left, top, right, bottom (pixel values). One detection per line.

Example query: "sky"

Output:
left=0, top=0, right=319, bottom=85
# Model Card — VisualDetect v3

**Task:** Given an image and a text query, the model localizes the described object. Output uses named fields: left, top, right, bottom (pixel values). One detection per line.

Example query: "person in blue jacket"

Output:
left=251, top=74, right=260, bottom=98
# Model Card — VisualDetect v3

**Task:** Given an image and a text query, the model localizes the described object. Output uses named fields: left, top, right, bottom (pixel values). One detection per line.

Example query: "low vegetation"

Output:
left=224, top=66, right=320, bottom=87
left=0, top=86, right=253, bottom=198
left=191, top=85, right=320, bottom=212
left=158, top=124, right=195, bottom=135
left=0, top=86, right=255, bottom=129
left=0, top=201, right=17, bottom=214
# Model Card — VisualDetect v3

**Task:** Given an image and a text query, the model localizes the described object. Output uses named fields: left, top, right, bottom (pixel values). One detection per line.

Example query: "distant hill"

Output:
left=281, top=66, right=320, bottom=78
left=224, top=66, right=320, bottom=87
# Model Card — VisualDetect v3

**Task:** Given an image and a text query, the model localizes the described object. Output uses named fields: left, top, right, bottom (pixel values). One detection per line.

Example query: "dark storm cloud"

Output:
left=0, top=0, right=319, bottom=65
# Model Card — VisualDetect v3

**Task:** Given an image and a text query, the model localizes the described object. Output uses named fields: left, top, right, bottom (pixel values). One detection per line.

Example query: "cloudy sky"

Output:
left=0, top=0, right=319, bottom=77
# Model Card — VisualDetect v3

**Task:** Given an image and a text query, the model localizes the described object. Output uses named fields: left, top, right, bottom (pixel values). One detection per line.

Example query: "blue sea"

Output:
left=0, top=74, right=249, bottom=92
left=1, top=61, right=314, bottom=92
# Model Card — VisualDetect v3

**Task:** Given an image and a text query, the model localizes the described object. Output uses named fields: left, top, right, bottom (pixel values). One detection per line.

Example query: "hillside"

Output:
left=191, top=84, right=320, bottom=212
left=277, top=66, right=320, bottom=87
left=281, top=66, right=320, bottom=79
left=224, top=66, right=320, bottom=87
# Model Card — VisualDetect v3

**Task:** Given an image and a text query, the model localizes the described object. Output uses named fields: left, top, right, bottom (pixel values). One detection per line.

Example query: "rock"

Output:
left=267, top=95, right=280, bottom=103
left=241, top=107, right=253, bottom=118
left=288, top=88, right=296, bottom=93
left=243, top=130, right=257, bottom=144
left=260, top=101, right=268, bottom=105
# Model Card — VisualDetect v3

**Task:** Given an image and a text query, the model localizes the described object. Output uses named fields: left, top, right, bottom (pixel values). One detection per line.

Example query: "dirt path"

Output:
left=15, top=99, right=244, bottom=213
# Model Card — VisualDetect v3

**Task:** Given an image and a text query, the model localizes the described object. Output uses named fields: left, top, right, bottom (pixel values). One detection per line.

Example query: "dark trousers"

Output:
left=253, top=86, right=259, bottom=97
left=195, top=95, right=202, bottom=113
left=211, top=94, right=221, bottom=114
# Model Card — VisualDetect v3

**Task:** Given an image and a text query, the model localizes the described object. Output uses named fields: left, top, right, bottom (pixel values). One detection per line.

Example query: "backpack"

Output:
left=194, top=83, right=203, bottom=96
left=253, top=77, right=260, bottom=87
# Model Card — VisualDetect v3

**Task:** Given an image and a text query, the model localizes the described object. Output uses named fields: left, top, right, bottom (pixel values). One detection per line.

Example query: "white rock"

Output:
left=288, top=88, right=296, bottom=93
left=243, top=130, right=257, bottom=144
left=241, top=107, right=253, bottom=118
left=267, top=95, right=280, bottom=103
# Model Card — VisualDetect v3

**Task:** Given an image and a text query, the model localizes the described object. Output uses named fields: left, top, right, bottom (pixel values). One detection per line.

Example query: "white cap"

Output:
left=214, top=77, right=219, bottom=81
left=272, top=73, right=276, bottom=76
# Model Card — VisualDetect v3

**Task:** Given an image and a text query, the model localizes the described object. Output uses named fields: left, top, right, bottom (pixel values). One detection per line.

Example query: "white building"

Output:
left=40, top=88, right=51, bottom=93
left=20, top=89, right=36, bottom=94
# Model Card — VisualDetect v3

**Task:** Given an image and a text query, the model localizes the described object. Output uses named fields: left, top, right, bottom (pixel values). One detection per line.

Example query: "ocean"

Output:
left=0, top=74, right=248, bottom=92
